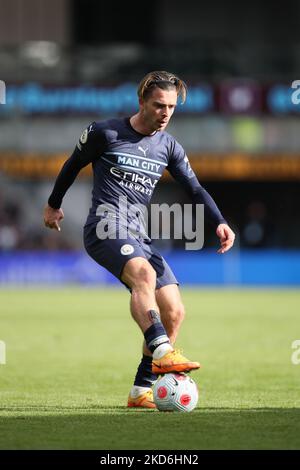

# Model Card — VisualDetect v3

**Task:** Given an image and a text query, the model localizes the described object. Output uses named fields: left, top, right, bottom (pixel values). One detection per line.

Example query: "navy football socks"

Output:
left=133, top=354, right=158, bottom=387
left=143, top=310, right=170, bottom=354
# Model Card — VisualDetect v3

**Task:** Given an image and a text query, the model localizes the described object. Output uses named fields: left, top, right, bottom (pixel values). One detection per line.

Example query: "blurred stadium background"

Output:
left=0, top=0, right=299, bottom=286
left=1, top=0, right=300, bottom=452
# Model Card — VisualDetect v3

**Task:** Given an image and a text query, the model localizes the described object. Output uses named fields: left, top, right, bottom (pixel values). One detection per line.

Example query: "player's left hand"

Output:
left=216, top=223, right=235, bottom=254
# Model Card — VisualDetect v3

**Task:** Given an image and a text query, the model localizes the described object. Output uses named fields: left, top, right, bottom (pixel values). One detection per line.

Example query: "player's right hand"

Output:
left=43, top=204, right=64, bottom=231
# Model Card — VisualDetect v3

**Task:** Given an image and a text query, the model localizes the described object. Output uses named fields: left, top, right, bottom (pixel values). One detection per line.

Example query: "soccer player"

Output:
left=44, top=71, right=235, bottom=409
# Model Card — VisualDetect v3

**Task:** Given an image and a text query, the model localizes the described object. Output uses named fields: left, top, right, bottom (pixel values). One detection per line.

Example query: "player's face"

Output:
left=140, top=87, right=178, bottom=133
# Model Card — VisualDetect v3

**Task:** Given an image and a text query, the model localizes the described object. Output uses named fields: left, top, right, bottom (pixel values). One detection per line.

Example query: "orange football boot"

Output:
left=127, top=389, right=156, bottom=409
left=152, top=349, right=201, bottom=374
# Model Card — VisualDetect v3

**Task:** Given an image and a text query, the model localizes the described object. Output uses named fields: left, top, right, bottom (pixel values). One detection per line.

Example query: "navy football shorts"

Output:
left=83, top=223, right=178, bottom=290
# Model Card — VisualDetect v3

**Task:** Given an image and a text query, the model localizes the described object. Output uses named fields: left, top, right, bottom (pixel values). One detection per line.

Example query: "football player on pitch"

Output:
left=44, top=71, right=235, bottom=408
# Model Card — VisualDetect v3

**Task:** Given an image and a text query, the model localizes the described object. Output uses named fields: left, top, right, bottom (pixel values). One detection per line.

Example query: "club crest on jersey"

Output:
left=120, top=244, right=134, bottom=255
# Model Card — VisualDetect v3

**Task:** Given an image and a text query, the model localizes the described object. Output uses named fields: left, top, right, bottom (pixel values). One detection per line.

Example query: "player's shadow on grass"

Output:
left=1, top=408, right=300, bottom=449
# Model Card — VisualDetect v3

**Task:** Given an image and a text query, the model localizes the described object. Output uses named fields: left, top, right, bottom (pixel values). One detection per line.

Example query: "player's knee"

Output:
left=126, top=260, right=156, bottom=290
left=135, top=264, right=156, bottom=289
left=165, top=303, right=185, bottom=329
left=122, top=258, right=156, bottom=290
left=173, top=304, right=185, bottom=325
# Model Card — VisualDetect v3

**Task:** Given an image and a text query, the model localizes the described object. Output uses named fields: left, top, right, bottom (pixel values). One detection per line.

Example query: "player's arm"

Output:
left=167, top=141, right=235, bottom=253
left=44, top=123, right=101, bottom=231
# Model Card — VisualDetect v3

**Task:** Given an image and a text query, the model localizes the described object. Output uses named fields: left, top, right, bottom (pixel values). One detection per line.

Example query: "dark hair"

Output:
left=137, top=71, right=187, bottom=103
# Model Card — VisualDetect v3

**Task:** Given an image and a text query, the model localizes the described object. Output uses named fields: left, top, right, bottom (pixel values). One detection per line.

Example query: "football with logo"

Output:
left=153, top=373, right=199, bottom=412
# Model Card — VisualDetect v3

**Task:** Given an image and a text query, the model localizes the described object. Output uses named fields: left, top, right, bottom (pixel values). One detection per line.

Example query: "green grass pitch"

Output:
left=0, top=287, right=300, bottom=450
